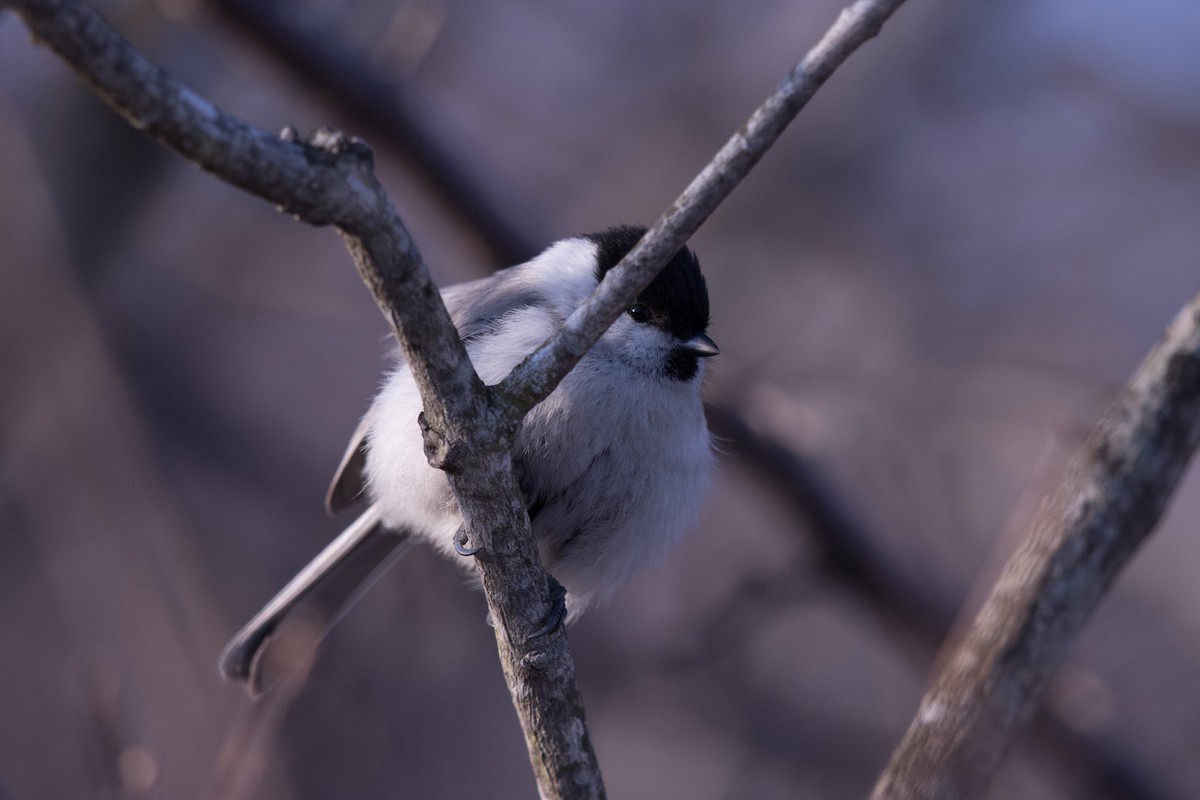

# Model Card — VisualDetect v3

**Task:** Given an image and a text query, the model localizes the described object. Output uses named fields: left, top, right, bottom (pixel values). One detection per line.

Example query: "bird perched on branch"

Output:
left=220, top=225, right=717, bottom=694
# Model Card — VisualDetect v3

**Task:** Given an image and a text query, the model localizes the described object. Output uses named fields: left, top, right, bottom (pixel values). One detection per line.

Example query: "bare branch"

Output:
left=872, top=290, right=1200, bottom=798
left=8, top=0, right=481, bottom=432
left=708, top=399, right=1173, bottom=800
left=11, top=0, right=912, bottom=797
left=496, top=0, right=908, bottom=416
left=11, top=0, right=587, bottom=793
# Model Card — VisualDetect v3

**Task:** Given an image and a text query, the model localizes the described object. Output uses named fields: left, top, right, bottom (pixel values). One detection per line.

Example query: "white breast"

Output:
left=362, top=293, right=712, bottom=618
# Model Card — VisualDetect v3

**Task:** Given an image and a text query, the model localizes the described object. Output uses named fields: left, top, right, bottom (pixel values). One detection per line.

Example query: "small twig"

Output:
left=871, top=289, right=1200, bottom=799
left=496, top=0, right=908, bottom=416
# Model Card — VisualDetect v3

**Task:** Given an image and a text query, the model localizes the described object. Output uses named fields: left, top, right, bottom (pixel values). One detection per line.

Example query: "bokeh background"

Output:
left=3, top=0, right=1200, bottom=797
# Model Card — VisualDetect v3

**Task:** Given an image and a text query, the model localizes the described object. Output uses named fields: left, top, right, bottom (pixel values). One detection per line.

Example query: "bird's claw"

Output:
left=526, top=575, right=567, bottom=640
left=453, top=528, right=482, bottom=557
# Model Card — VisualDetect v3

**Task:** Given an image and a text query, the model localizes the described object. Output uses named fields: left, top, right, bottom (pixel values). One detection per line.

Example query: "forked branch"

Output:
left=10, top=0, right=910, bottom=797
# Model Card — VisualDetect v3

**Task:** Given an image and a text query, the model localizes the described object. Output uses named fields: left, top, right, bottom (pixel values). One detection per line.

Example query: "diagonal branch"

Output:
left=709, top=398, right=1174, bottom=800
left=496, top=0, right=908, bottom=418
left=9, top=0, right=579, bottom=792
left=11, top=0, right=911, bottom=797
left=871, top=289, right=1200, bottom=798
left=8, top=0, right=481, bottom=433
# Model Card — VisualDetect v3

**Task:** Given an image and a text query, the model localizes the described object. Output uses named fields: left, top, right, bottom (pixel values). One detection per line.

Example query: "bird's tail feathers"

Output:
left=218, top=504, right=412, bottom=697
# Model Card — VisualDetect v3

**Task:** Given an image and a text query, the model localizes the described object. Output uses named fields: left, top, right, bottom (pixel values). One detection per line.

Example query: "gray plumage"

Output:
left=220, top=226, right=716, bottom=692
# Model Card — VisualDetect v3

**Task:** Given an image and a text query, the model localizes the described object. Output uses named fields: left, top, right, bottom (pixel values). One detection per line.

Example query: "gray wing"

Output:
left=325, top=407, right=376, bottom=514
left=325, top=266, right=544, bottom=514
left=442, top=266, right=546, bottom=343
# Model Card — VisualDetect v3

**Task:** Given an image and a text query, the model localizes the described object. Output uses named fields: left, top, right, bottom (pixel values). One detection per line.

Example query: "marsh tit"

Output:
left=219, top=225, right=717, bottom=691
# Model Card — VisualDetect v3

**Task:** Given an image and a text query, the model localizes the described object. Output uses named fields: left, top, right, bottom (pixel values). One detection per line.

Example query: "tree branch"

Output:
left=8, top=0, right=480, bottom=429
left=11, top=0, right=586, bottom=793
left=10, top=0, right=911, bottom=796
left=708, top=398, right=1173, bottom=800
left=496, top=0, right=908, bottom=417
left=871, top=290, right=1200, bottom=798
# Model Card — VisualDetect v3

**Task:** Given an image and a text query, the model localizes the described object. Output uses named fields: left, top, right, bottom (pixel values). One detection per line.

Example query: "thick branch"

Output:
left=872, top=291, right=1200, bottom=798
left=11, top=0, right=480, bottom=434
left=11, top=0, right=588, bottom=794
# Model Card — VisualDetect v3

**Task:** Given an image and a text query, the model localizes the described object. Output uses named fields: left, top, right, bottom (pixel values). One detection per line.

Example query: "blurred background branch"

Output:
left=209, top=0, right=542, bottom=264
left=872, top=291, right=1200, bottom=798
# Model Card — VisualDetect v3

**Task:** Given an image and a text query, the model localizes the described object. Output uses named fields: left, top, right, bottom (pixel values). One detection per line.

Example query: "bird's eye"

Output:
left=628, top=303, right=651, bottom=323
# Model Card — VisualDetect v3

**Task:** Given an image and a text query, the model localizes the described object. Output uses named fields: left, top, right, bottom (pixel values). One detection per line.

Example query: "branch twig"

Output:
left=871, top=290, right=1200, bottom=798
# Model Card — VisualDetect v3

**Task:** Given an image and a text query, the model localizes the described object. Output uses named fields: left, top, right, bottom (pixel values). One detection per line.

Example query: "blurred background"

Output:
left=3, top=0, right=1200, bottom=797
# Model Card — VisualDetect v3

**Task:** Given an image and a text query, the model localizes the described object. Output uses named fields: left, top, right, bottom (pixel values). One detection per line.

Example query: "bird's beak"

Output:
left=679, top=333, right=720, bottom=358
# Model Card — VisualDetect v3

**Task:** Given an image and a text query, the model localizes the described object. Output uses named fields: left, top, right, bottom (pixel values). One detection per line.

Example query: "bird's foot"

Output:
left=526, top=575, right=567, bottom=640
left=453, top=527, right=482, bottom=557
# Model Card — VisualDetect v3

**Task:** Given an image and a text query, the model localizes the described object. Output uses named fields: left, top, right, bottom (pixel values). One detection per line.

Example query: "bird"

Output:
left=219, top=225, right=717, bottom=693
